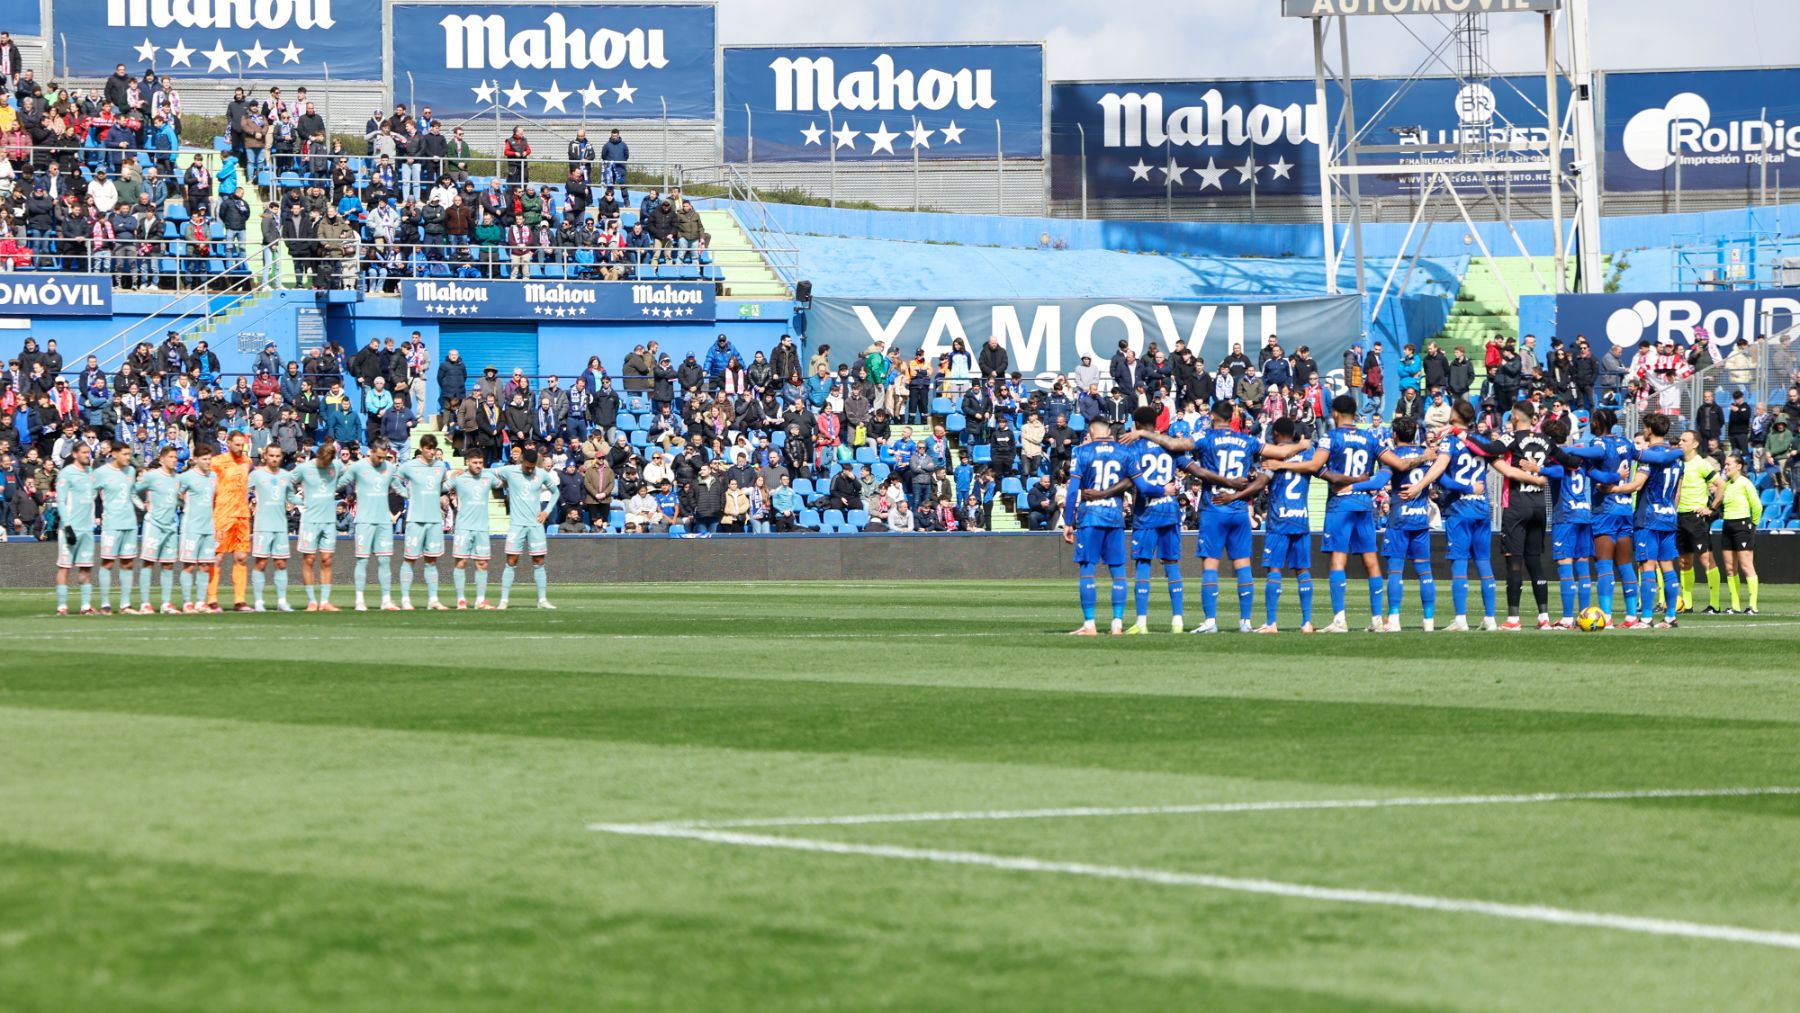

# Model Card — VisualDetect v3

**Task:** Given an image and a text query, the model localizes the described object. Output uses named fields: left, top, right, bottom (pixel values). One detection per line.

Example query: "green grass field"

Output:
left=4, top=579, right=1800, bottom=1011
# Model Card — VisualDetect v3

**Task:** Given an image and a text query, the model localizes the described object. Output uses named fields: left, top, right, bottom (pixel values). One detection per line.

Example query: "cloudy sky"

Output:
left=718, top=0, right=1790, bottom=80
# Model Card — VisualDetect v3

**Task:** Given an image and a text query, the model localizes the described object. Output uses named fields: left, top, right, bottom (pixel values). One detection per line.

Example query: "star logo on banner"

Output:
left=831, top=121, right=860, bottom=151
left=1128, top=158, right=1153, bottom=182
left=940, top=120, right=965, bottom=145
left=905, top=119, right=934, bottom=149
left=202, top=39, right=236, bottom=73
left=1194, top=158, right=1227, bottom=191
left=1267, top=156, right=1295, bottom=180
left=1235, top=156, right=1260, bottom=184
left=133, top=38, right=159, bottom=63
left=277, top=40, right=303, bottom=64
left=613, top=79, right=637, bottom=104
left=800, top=122, right=824, bottom=146
left=165, top=39, right=195, bottom=67
left=503, top=80, right=531, bottom=108
left=242, top=40, right=272, bottom=69
left=537, top=80, right=571, bottom=114
left=1161, top=160, right=1187, bottom=186
left=866, top=121, right=899, bottom=155
left=578, top=80, right=606, bottom=109
left=472, top=80, right=496, bottom=105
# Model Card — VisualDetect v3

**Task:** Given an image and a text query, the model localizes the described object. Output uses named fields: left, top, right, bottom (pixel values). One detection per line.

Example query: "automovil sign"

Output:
left=402, top=280, right=716, bottom=322
left=810, top=295, right=1362, bottom=378
left=0, top=274, right=114, bottom=316
left=723, top=43, right=1045, bottom=163
left=1554, top=289, right=1800, bottom=350
left=1281, top=0, right=1559, bottom=15
left=390, top=2, right=716, bottom=120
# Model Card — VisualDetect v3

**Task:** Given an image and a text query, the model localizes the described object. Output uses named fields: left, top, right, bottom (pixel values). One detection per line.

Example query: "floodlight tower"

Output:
left=1282, top=0, right=1606, bottom=309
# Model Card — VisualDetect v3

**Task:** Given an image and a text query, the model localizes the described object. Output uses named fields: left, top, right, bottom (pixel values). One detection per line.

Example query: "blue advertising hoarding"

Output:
left=724, top=43, right=1045, bottom=163
left=1602, top=68, right=1800, bottom=194
left=12, top=3, right=41, bottom=35
left=1052, top=74, right=1569, bottom=201
left=402, top=279, right=716, bottom=322
left=0, top=274, right=113, bottom=316
left=1554, top=289, right=1800, bottom=351
left=391, top=2, right=716, bottom=120
left=58, top=0, right=380, bottom=79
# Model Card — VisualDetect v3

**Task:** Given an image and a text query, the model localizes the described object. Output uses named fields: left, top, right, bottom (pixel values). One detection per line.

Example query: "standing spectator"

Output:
left=1726, top=389, right=1753, bottom=456
left=601, top=129, right=630, bottom=202
left=504, top=127, right=531, bottom=185
left=567, top=128, right=593, bottom=178
left=1447, top=345, right=1475, bottom=401
left=978, top=335, right=1009, bottom=381
left=1693, top=389, right=1724, bottom=448
left=1570, top=338, right=1599, bottom=410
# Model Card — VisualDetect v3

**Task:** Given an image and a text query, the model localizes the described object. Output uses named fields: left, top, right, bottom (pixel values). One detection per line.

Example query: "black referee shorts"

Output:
left=1500, top=496, right=1547, bottom=557
left=1722, top=519, right=1756, bottom=552
left=1675, top=512, right=1712, bottom=555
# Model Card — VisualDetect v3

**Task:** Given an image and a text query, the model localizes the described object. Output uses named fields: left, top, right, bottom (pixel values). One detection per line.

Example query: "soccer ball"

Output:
left=1576, top=606, right=1607, bottom=632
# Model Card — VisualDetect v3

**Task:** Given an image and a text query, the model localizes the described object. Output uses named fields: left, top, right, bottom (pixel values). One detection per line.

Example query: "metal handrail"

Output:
left=672, top=163, right=801, bottom=292
left=76, top=271, right=266, bottom=370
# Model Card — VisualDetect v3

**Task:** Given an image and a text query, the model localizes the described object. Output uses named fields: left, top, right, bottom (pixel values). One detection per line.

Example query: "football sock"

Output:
left=180, top=570, right=195, bottom=605
left=1367, top=575, right=1384, bottom=620
left=1680, top=567, right=1694, bottom=606
left=475, top=569, right=488, bottom=601
left=1077, top=563, right=1096, bottom=622
left=1575, top=560, right=1593, bottom=611
left=80, top=583, right=92, bottom=610
left=1451, top=561, right=1470, bottom=617
left=1749, top=574, right=1760, bottom=611
left=1165, top=563, right=1183, bottom=618
left=1234, top=565, right=1253, bottom=622
left=1329, top=569, right=1347, bottom=617
left=534, top=565, right=548, bottom=601
left=399, top=564, right=414, bottom=599
left=138, top=566, right=152, bottom=602
left=1413, top=560, right=1435, bottom=621
left=232, top=562, right=247, bottom=606
left=1265, top=572, right=1282, bottom=626
left=501, top=564, right=517, bottom=601
left=1619, top=562, right=1639, bottom=616
left=453, top=567, right=467, bottom=600
left=56, top=584, right=68, bottom=610
left=1295, top=572, right=1314, bottom=626
left=207, top=564, right=219, bottom=604
left=1385, top=563, right=1404, bottom=618
left=97, top=567, right=111, bottom=608
left=1201, top=570, right=1219, bottom=622
left=1133, top=561, right=1152, bottom=620
left=354, top=558, right=368, bottom=594
left=1557, top=562, right=1576, bottom=619
left=1477, top=560, right=1498, bottom=620
left=321, top=582, right=332, bottom=605
left=273, top=569, right=288, bottom=605
left=1505, top=558, right=1523, bottom=617
left=1597, top=564, right=1615, bottom=615
left=1523, top=554, right=1548, bottom=615
left=116, top=567, right=131, bottom=608
left=251, top=568, right=266, bottom=604
left=1639, top=572, right=1658, bottom=621
left=160, top=568, right=174, bottom=607
left=375, top=559, right=391, bottom=598
left=304, top=579, right=317, bottom=604
left=424, top=565, right=439, bottom=600
left=1706, top=567, right=1721, bottom=610
left=1728, top=573, right=1741, bottom=611
left=1663, top=569, right=1681, bottom=617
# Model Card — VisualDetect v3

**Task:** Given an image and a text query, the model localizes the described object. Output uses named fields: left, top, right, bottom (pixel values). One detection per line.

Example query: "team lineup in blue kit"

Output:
left=1063, top=395, right=1692, bottom=635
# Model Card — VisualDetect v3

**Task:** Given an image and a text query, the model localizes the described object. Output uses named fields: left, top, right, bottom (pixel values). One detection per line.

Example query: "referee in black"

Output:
left=1467, top=400, right=1554, bottom=630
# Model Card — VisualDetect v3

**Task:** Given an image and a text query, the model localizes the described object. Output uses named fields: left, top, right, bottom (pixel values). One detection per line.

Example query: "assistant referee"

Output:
left=1719, top=453, right=1762, bottom=615
left=1673, top=430, right=1724, bottom=614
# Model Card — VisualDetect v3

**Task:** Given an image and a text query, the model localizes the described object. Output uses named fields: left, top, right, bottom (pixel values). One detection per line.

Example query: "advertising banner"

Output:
left=810, top=294, right=1362, bottom=379
left=1281, top=0, right=1558, bottom=15
left=1555, top=289, right=1800, bottom=351
left=391, top=2, right=716, bottom=120
left=59, top=0, right=380, bottom=79
left=723, top=43, right=1045, bottom=163
left=402, top=279, right=716, bottom=322
left=0, top=274, right=114, bottom=316
left=1052, top=73, right=1569, bottom=201
left=1601, top=68, right=1800, bottom=194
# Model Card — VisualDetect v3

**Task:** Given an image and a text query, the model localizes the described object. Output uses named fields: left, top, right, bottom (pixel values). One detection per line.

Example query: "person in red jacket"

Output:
left=503, top=127, right=531, bottom=185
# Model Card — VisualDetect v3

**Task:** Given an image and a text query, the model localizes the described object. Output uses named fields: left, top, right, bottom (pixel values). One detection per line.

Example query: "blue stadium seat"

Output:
left=629, top=430, right=649, bottom=448
left=1001, top=477, right=1024, bottom=497
left=798, top=509, right=821, bottom=530
left=823, top=509, right=846, bottom=531
left=847, top=510, right=869, bottom=530
left=617, top=413, right=638, bottom=431
left=1068, top=414, right=1087, bottom=432
left=945, top=413, right=965, bottom=434
left=792, top=478, right=813, bottom=496
left=770, top=430, right=786, bottom=449
left=164, top=202, right=189, bottom=222
left=854, top=446, right=877, bottom=464
left=626, top=396, right=648, bottom=414
left=667, top=524, right=687, bottom=536
left=871, top=463, right=889, bottom=482
left=969, top=444, right=992, bottom=464
left=931, top=397, right=955, bottom=416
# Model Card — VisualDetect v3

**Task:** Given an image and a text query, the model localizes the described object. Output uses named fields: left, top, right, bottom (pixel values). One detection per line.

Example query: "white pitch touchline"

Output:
left=621, top=786, right=1800, bottom=830
left=588, top=823, right=1800, bottom=951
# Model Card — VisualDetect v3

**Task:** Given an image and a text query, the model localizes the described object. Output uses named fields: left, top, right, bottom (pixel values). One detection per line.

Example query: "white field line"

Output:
left=587, top=822, right=1800, bottom=951
left=620, top=786, right=1800, bottom=831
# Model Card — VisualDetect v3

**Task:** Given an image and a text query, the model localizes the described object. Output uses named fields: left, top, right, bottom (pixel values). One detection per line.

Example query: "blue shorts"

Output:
left=1552, top=522, right=1593, bottom=561
left=1130, top=523, right=1182, bottom=563
left=1262, top=531, right=1312, bottom=572
left=1591, top=512, right=1634, bottom=541
left=1198, top=508, right=1252, bottom=562
left=1444, top=511, right=1493, bottom=563
left=1074, top=526, right=1126, bottom=568
left=1635, top=527, right=1678, bottom=563
left=1322, top=508, right=1377, bottom=555
left=1383, top=526, right=1432, bottom=562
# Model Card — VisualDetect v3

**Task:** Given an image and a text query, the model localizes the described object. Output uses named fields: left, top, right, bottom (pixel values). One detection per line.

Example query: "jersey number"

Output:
left=1093, top=460, right=1122, bottom=491
left=1139, top=455, right=1173, bottom=487
left=1216, top=449, right=1247, bottom=478
left=1453, top=455, right=1485, bottom=486
left=1342, top=448, right=1370, bottom=477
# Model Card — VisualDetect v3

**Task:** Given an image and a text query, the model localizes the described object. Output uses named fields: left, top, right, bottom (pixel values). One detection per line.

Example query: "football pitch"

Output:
left=4, top=579, right=1800, bottom=1011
